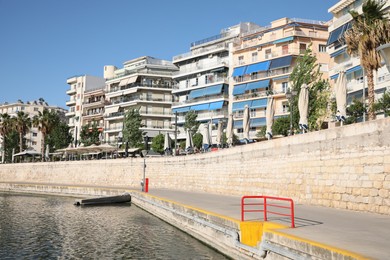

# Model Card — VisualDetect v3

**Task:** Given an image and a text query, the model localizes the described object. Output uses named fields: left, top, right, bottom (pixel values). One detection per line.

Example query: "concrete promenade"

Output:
left=147, top=188, right=390, bottom=260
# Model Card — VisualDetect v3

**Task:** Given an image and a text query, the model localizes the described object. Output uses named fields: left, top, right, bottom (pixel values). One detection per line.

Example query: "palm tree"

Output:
left=15, top=111, right=31, bottom=153
left=0, top=113, right=14, bottom=162
left=32, top=109, right=56, bottom=161
left=345, top=0, right=390, bottom=120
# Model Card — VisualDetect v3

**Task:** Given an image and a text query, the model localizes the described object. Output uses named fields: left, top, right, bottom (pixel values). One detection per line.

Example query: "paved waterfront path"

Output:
left=146, top=189, right=390, bottom=260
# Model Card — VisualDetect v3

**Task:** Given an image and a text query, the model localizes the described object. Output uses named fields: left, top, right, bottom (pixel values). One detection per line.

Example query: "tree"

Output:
left=192, top=132, right=203, bottom=149
left=151, top=134, right=164, bottom=153
left=0, top=113, right=14, bottom=163
left=289, top=46, right=331, bottom=131
left=32, top=109, right=57, bottom=161
left=346, top=99, right=366, bottom=124
left=256, top=126, right=266, bottom=139
left=46, top=121, right=72, bottom=152
left=80, top=122, right=100, bottom=146
left=15, top=111, right=31, bottom=153
left=374, top=91, right=390, bottom=117
left=345, top=0, right=390, bottom=120
left=122, top=108, right=144, bottom=148
left=272, top=117, right=290, bottom=136
left=184, top=110, right=200, bottom=133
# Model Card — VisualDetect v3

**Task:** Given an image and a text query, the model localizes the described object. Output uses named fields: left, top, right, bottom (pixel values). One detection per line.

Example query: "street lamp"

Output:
left=285, top=88, right=297, bottom=136
left=141, top=135, right=148, bottom=192
left=377, top=43, right=390, bottom=72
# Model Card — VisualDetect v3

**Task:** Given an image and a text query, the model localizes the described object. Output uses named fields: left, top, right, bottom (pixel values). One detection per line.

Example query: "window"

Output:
left=34, top=107, right=39, bottom=111
left=251, top=72, right=258, bottom=80
left=186, top=80, right=190, bottom=88
left=299, top=43, right=307, bottom=54
left=250, top=108, right=256, bottom=117
left=76, top=105, right=79, bottom=111
left=282, top=82, right=288, bottom=93
left=282, top=45, right=289, bottom=55
left=282, top=67, right=289, bottom=74
left=265, top=49, right=272, bottom=59
left=251, top=52, right=258, bottom=62
left=32, top=133, right=38, bottom=137
left=238, top=56, right=244, bottom=65
left=319, top=44, right=327, bottom=53
left=319, top=63, right=329, bottom=72
left=282, top=102, right=288, bottom=113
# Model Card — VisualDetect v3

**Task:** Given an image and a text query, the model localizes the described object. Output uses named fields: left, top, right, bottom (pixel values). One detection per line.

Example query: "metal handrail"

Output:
left=241, top=195, right=295, bottom=228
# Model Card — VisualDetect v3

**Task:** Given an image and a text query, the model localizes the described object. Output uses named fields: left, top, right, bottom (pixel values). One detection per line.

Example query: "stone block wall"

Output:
left=1, top=118, right=389, bottom=215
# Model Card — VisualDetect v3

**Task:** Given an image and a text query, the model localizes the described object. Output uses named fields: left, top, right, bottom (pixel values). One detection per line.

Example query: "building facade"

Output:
left=66, top=75, right=106, bottom=144
left=172, top=23, right=260, bottom=142
left=328, top=0, right=390, bottom=118
left=104, top=56, right=178, bottom=146
left=0, top=100, right=67, bottom=157
left=231, top=18, right=330, bottom=138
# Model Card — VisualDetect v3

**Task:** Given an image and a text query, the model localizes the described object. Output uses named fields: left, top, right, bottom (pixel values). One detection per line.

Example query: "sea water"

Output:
left=0, top=192, right=228, bottom=259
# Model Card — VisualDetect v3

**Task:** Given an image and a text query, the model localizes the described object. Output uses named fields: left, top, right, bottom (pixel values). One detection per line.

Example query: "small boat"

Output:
left=74, top=192, right=131, bottom=206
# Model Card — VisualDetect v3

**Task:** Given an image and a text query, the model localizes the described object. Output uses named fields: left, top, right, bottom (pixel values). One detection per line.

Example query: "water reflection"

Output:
left=0, top=193, right=228, bottom=259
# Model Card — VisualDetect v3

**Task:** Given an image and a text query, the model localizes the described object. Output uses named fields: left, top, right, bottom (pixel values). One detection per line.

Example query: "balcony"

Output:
left=82, top=99, right=106, bottom=108
left=173, top=59, right=229, bottom=78
left=172, top=94, right=228, bottom=107
left=82, top=111, right=104, bottom=119
left=107, top=83, right=173, bottom=95
left=66, top=88, right=77, bottom=95
left=66, top=99, right=76, bottom=106
left=173, top=42, right=229, bottom=63
left=172, top=77, right=228, bottom=94
left=65, top=111, right=75, bottom=117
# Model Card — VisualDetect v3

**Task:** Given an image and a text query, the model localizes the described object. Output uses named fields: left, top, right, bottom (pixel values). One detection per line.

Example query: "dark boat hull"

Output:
left=74, top=192, right=131, bottom=206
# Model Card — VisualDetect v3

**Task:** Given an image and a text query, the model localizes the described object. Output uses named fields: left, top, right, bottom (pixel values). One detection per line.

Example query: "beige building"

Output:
left=66, top=75, right=105, bottom=145
left=0, top=99, right=66, bottom=158
left=328, top=0, right=390, bottom=119
left=231, top=17, right=330, bottom=138
left=104, top=56, right=178, bottom=146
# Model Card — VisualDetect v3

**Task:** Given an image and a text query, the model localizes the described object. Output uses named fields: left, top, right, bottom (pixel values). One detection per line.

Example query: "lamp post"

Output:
left=141, top=135, right=148, bottom=192
left=377, top=43, right=390, bottom=72
left=285, top=88, right=297, bottom=136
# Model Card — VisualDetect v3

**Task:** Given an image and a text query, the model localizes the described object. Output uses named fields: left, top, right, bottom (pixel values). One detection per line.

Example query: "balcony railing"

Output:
left=173, top=60, right=228, bottom=76
left=172, top=76, right=228, bottom=91
left=106, top=68, right=174, bottom=81
left=173, top=42, right=229, bottom=61
left=234, top=69, right=291, bottom=84
left=107, top=83, right=173, bottom=94
left=172, top=94, right=228, bottom=106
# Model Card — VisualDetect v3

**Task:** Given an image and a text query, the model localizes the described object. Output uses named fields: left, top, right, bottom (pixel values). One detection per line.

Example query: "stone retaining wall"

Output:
left=1, top=118, right=389, bottom=215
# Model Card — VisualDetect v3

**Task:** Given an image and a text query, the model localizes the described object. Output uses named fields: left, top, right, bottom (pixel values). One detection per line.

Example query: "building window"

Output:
left=76, top=105, right=80, bottom=111
left=32, top=141, right=37, bottom=145
left=282, top=102, right=288, bottom=113
left=250, top=108, right=256, bottom=117
left=299, top=43, right=307, bottom=54
left=319, top=44, right=327, bottom=53
left=282, top=82, right=288, bottom=93
left=32, top=133, right=38, bottom=137
left=34, top=107, right=39, bottom=111
left=265, top=49, right=272, bottom=59
left=186, top=80, right=190, bottom=88
left=282, top=67, right=289, bottom=74
left=238, top=56, right=244, bottom=65
left=251, top=72, right=258, bottom=80
left=282, top=45, right=289, bottom=55
left=251, top=52, right=258, bottom=62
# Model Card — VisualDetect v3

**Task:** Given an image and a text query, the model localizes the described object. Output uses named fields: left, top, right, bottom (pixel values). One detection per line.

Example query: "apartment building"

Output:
left=231, top=17, right=330, bottom=138
left=172, top=23, right=260, bottom=141
left=66, top=75, right=105, bottom=144
left=0, top=100, right=66, bottom=154
left=103, top=56, right=178, bottom=145
left=328, top=0, right=390, bottom=116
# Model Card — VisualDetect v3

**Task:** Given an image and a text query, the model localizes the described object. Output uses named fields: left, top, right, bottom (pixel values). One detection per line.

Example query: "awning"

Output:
left=233, top=84, right=247, bottom=95
left=250, top=118, right=266, bottom=127
left=190, top=103, right=209, bottom=111
left=330, top=73, right=339, bottom=80
left=232, top=66, right=247, bottom=77
left=273, top=36, right=294, bottom=44
left=246, top=79, right=270, bottom=91
left=105, top=106, right=119, bottom=114
left=330, top=47, right=347, bottom=58
left=269, top=56, right=293, bottom=70
left=172, top=106, right=191, bottom=113
left=327, top=22, right=351, bottom=46
left=205, top=84, right=223, bottom=96
left=126, top=76, right=138, bottom=84
left=346, top=65, right=362, bottom=75
left=273, top=75, right=289, bottom=81
left=246, top=61, right=270, bottom=74
left=209, top=101, right=224, bottom=110
left=189, top=88, right=205, bottom=99
left=251, top=99, right=267, bottom=109
left=232, top=101, right=251, bottom=111
left=233, top=120, right=243, bottom=129
left=119, top=78, right=128, bottom=87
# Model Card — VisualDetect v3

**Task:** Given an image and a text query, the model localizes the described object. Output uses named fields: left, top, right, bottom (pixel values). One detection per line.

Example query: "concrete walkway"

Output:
left=147, top=189, right=390, bottom=260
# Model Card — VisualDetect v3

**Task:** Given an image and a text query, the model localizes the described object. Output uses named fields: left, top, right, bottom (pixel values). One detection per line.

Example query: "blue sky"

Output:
left=0, top=0, right=339, bottom=109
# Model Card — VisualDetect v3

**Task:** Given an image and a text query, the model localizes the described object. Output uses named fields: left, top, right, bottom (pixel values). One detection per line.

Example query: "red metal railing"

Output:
left=241, top=196, right=295, bottom=228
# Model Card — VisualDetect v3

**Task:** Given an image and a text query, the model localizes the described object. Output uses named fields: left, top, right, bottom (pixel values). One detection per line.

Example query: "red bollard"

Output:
left=145, top=178, right=149, bottom=193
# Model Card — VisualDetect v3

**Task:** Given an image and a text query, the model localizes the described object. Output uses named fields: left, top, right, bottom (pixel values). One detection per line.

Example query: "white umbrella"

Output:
left=45, top=144, right=50, bottom=161
left=216, top=121, right=223, bottom=146
left=335, top=71, right=347, bottom=123
left=164, top=132, right=171, bottom=151
left=226, top=114, right=234, bottom=147
left=12, top=148, right=15, bottom=163
left=199, top=123, right=211, bottom=151
left=298, top=83, right=309, bottom=132
left=266, top=97, right=275, bottom=139
left=208, top=122, right=213, bottom=146
left=243, top=105, right=250, bottom=140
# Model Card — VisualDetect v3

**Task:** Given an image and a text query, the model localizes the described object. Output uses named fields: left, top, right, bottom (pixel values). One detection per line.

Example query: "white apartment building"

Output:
left=172, top=23, right=260, bottom=142
left=66, top=75, right=105, bottom=145
left=104, top=56, right=178, bottom=146
left=328, top=0, right=390, bottom=117
left=0, top=100, right=66, bottom=156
